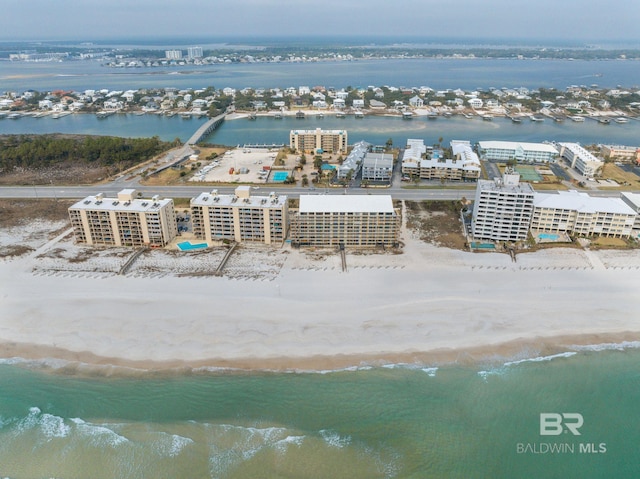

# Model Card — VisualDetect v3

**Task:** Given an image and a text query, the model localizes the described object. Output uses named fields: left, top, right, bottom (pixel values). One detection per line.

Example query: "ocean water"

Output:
left=1, top=346, right=639, bottom=478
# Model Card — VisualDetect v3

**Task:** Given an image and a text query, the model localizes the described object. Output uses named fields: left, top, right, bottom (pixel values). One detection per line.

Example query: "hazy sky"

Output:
left=2, top=0, right=639, bottom=44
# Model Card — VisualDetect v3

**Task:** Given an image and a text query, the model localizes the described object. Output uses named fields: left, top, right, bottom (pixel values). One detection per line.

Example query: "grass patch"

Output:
left=405, top=200, right=467, bottom=250
left=599, top=163, right=640, bottom=188
left=0, top=199, right=74, bottom=228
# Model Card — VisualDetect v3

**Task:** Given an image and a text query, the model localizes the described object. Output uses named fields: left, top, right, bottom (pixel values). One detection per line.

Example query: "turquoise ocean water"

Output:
left=1, top=346, right=639, bottom=478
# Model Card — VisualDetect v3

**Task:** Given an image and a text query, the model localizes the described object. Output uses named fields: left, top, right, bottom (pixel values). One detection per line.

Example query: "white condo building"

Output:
left=472, top=171, right=535, bottom=241
left=69, top=189, right=177, bottom=247
left=165, top=50, right=183, bottom=60
left=190, top=186, right=288, bottom=245
left=477, top=141, right=559, bottom=164
left=401, top=140, right=481, bottom=181
left=337, top=140, right=370, bottom=179
left=532, top=191, right=637, bottom=238
left=558, top=143, right=603, bottom=177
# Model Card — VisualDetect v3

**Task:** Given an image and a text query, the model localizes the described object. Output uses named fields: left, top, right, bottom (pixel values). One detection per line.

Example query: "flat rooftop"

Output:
left=478, top=141, right=559, bottom=153
left=70, top=194, right=172, bottom=213
left=299, top=195, right=395, bottom=214
left=191, top=191, right=287, bottom=208
left=534, top=191, right=637, bottom=215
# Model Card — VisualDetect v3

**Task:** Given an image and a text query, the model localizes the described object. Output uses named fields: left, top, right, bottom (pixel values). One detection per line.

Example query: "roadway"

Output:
left=0, top=184, right=477, bottom=201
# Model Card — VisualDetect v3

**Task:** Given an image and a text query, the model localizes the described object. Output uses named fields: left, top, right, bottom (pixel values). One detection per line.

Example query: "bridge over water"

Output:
left=186, top=112, right=226, bottom=145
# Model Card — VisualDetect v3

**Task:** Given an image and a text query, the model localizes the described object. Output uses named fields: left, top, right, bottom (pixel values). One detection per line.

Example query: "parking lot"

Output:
left=189, top=148, right=278, bottom=184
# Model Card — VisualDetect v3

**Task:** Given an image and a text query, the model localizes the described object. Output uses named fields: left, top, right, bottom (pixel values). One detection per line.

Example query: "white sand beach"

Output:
left=1, top=219, right=640, bottom=371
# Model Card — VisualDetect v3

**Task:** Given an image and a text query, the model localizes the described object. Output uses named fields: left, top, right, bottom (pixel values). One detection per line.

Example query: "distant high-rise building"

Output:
left=187, top=46, right=203, bottom=59
left=165, top=49, right=183, bottom=60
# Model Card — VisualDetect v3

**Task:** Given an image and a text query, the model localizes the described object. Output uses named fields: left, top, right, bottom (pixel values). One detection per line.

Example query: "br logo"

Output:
left=540, top=413, right=584, bottom=436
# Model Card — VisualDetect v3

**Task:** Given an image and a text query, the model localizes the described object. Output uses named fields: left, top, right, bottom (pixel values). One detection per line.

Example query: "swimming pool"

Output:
left=177, top=241, right=208, bottom=251
left=471, top=242, right=495, bottom=249
left=272, top=171, right=289, bottom=182
left=538, top=233, right=560, bottom=240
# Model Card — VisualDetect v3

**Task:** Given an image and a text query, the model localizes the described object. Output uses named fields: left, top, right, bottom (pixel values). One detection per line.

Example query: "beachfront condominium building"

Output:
left=361, top=152, right=393, bottom=182
left=290, top=195, right=400, bottom=248
left=531, top=191, right=637, bottom=238
left=289, top=128, right=348, bottom=154
left=190, top=186, right=288, bottom=245
left=558, top=143, right=603, bottom=177
left=477, top=141, right=559, bottom=164
left=472, top=170, right=535, bottom=242
left=400, top=139, right=427, bottom=177
left=69, top=189, right=178, bottom=247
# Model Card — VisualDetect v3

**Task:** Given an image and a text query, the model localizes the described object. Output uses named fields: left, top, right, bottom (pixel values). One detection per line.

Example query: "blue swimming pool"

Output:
left=471, top=242, right=495, bottom=249
left=177, top=241, right=208, bottom=251
left=538, top=233, right=560, bottom=240
left=272, top=171, right=289, bottom=182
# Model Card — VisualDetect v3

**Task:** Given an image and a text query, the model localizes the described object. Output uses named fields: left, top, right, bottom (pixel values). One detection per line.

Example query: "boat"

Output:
left=295, top=111, right=305, bottom=119
left=511, top=117, right=522, bottom=123
left=335, top=112, right=345, bottom=118
left=598, top=118, right=610, bottom=125
left=181, top=112, right=192, bottom=119
left=354, top=111, right=364, bottom=119
left=402, top=111, right=413, bottom=120
left=554, top=117, right=565, bottom=123
left=570, top=116, right=585, bottom=122
left=8, top=113, right=21, bottom=119
left=316, top=113, right=324, bottom=119
left=482, top=115, right=493, bottom=121
left=463, top=113, right=474, bottom=119
left=134, top=111, right=146, bottom=116
left=96, top=111, right=115, bottom=119
left=427, top=113, right=438, bottom=120
left=615, top=117, right=629, bottom=123
left=443, top=112, right=452, bottom=118
left=165, top=111, right=176, bottom=117
left=274, top=112, right=283, bottom=119
left=248, top=113, right=257, bottom=120
left=530, top=116, right=544, bottom=122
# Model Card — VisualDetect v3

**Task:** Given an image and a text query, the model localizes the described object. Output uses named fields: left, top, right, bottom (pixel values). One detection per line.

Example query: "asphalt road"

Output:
left=0, top=184, right=478, bottom=201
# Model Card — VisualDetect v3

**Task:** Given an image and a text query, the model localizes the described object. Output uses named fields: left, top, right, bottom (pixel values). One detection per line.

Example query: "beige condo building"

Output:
left=290, top=195, right=400, bottom=248
left=190, top=186, right=288, bottom=245
left=289, top=128, right=348, bottom=154
left=68, top=189, right=178, bottom=247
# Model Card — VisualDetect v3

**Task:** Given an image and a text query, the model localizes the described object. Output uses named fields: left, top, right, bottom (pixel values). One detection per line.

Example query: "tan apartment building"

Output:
left=532, top=191, right=637, bottom=238
left=68, top=189, right=178, bottom=247
left=600, top=145, right=640, bottom=163
left=289, top=128, right=348, bottom=154
left=190, top=186, right=288, bottom=245
left=290, top=195, right=400, bottom=248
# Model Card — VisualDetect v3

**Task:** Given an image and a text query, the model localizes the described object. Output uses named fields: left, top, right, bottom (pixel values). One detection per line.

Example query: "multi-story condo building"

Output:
left=600, top=145, right=640, bottom=163
left=165, top=49, right=183, bottom=60
left=477, top=141, right=559, bottom=163
left=289, top=128, right=348, bottom=154
left=290, top=195, right=400, bottom=248
left=190, top=186, right=287, bottom=245
left=361, top=153, right=393, bottom=181
left=532, top=191, right=637, bottom=238
left=337, top=141, right=369, bottom=179
left=400, top=139, right=427, bottom=177
left=619, top=192, right=640, bottom=238
left=472, top=171, right=535, bottom=241
left=401, top=140, right=480, bottom=181
left=558, top=143, right=603, bottom=177
left=187, top=46, right=203, bottom=59
left=69, top=189, right=177, bottom=247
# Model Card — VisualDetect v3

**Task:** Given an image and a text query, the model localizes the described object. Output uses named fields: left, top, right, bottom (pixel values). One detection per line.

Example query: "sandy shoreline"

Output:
left=1, top=218, right=640, bottom=373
